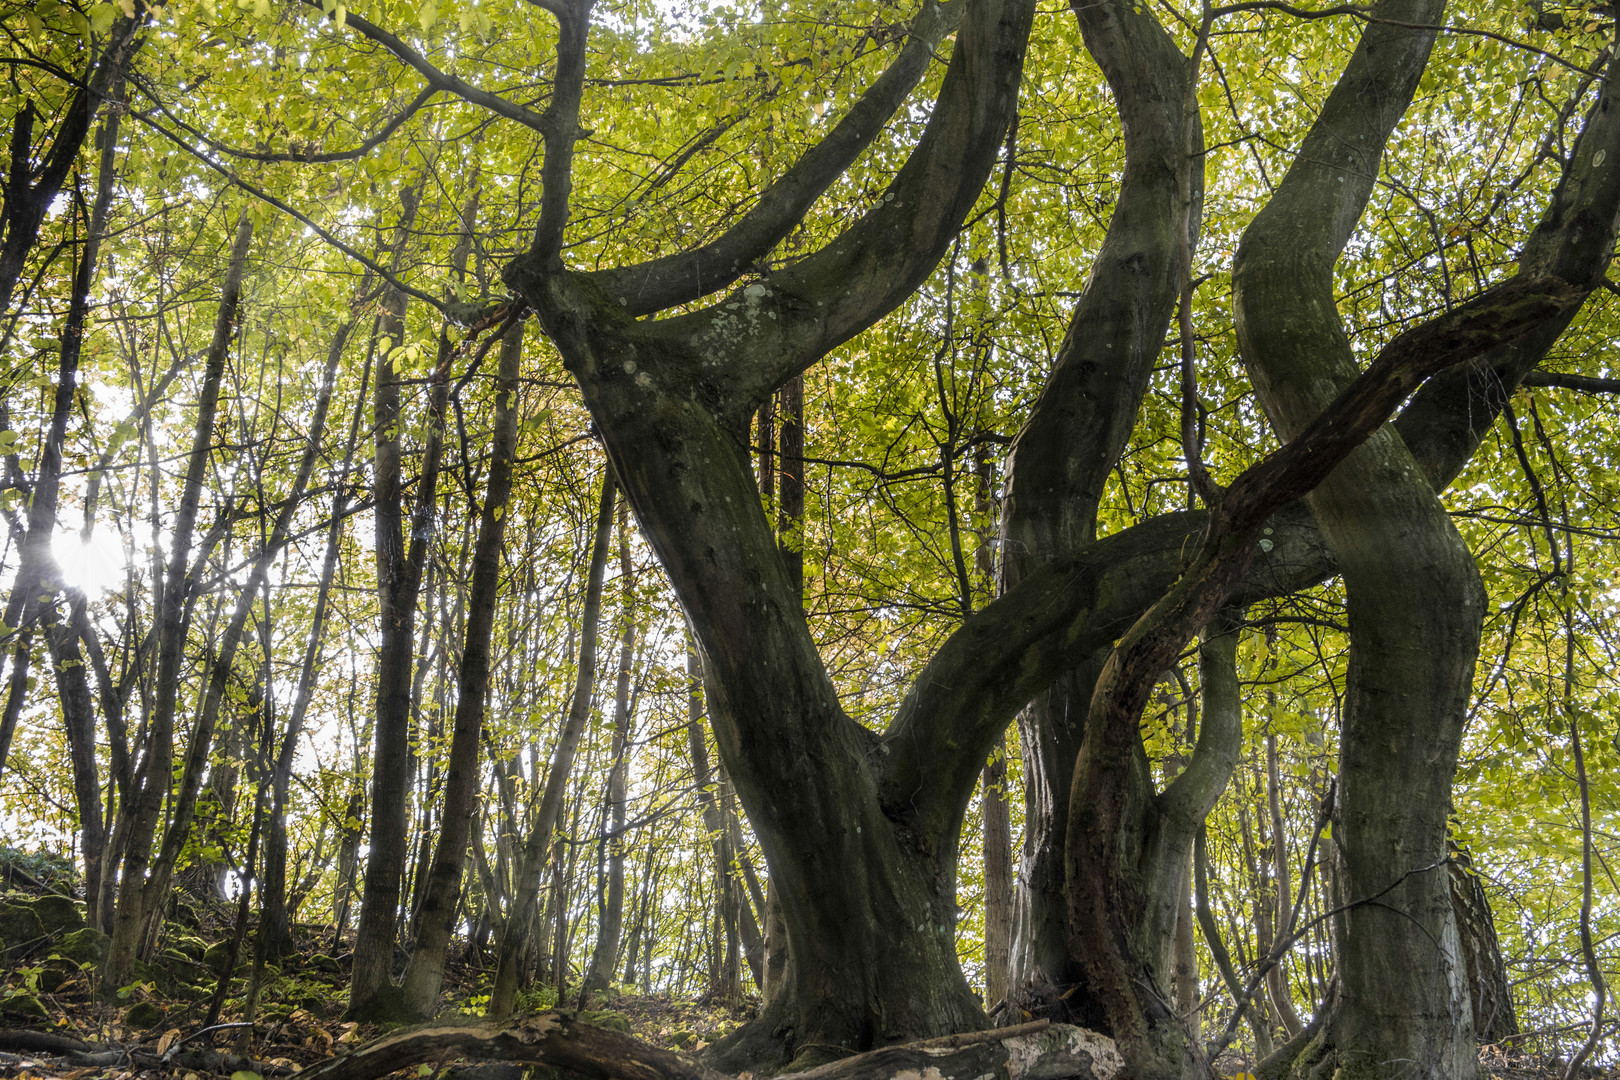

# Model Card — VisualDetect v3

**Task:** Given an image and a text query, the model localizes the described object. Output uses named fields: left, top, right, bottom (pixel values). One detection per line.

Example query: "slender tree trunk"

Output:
left=487, top=472, right=617, bottom=1017
left=103, top=214, right=254, bottom=994
left=351, top=186, right=444, bottom=1015
left=27, top=109, right=121, bottom=907
left=0, top=97, right=122, bottom=780
left=403, top=315, right=525, bottom=1016
left=46, top=595, right=104, bottom=917
left=208, top=607, right=275, bottom=1034
left=141, top=281, right=349, bottom=944
left=259, top=368, right=366, bottom=960
left=982, top=738, right=1013, bottom=1013
left=583, top=498, right=637, bottom=998
left=621, top=840, right=657, bottom=986
left=1264, top=734, right=1304, bottom=1036
left=1195, top=825, right=1271, bottom=1055
left=686, top=647, right=742, bottom=1007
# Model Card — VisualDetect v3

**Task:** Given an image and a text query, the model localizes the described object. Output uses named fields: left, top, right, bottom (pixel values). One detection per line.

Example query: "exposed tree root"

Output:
left=294, top=1015, right=1122, bottom=1080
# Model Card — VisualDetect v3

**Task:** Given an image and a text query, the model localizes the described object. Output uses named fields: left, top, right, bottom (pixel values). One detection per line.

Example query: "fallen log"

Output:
left=296, top=1014, right=1122, bottom=1080
left=0, top=1027, right=292, bottom=1075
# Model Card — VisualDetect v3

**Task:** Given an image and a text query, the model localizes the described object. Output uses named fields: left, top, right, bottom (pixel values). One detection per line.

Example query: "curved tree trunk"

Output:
left=1232, top=4, right=1478, bottom=1075
left=997, top=0, right=1200, bottom=1014
left=1064, top=617, right=1243, bottom=1079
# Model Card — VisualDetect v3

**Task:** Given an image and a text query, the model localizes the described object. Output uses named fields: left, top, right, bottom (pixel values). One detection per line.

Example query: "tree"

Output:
left=1, top=0, right=1618, bottom=1075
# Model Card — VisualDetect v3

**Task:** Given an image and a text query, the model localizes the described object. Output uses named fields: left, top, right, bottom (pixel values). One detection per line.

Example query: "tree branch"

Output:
left=579, top=0, right=965, bottom=315
left=300, top=0, right=550, bottom=132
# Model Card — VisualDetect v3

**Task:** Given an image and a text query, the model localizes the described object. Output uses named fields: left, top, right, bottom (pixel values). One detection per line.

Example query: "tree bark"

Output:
left=1064, top=617, right=1243, bottom=1078
left=1231, top=5, right=1480, bottom=1075
left=997, top=0, right=1201, bottom=1008
left=402, top=315, right=525, bottom=1016
left=685, top=648, right=743, bottom=1006
left=352, top=183, right=450, bottom=1015
left=103, top=213, right=254, bottom=994
left=583, top=495, right=637, bottom=998
left=982, top=739, right=1013, bottom=1013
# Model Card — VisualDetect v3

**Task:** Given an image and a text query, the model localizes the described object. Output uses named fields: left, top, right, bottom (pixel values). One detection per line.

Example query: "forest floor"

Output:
left=0, top=879, right=1606, bottom=1080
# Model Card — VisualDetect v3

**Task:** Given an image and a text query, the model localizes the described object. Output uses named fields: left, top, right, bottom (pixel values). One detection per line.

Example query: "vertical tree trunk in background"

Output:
left=32, top=105, right=121, bottom=913
left=1264, top=733, right=1303, bottom=1036
left=260, top=346, right=369, bottom=960
left=487, top=473, right=617, bottom=1017
left=1447, top=846, right=1519, bottom=1044
left=351, top=182, right=448, bottom=1015
left=584, top=499, right=637, bottom=997
left=332, top=785, right=366, bottom=947
left=403, top=315, right=525, bottom=1016
left=1195, top=824, right=1272, bottom=1056
left=686, top=648, right=742, bottom=1007
left=982, top=739, right=1012, bottom=1013
left=46, top=595, right=103, bottom=918
left=621, top=841, right=657, bottom=986
left=103, top=214, right=254, bottom=995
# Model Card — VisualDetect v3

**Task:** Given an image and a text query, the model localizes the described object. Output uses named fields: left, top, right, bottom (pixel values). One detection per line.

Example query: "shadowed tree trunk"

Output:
left=998, top=0, right=1201, bottom=1012
left=982, top=739, right=1013, bottom=1014
left=352, top=180, right=465, bottom=1016
left=1232, top=4, right=1485, bottom=1074
left=402, top=314, right=525, bottom=1016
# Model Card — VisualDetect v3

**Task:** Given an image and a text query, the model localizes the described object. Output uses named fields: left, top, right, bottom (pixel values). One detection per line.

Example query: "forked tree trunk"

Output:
left=502, top=0, right=1031, bottom=1060
left=1065, top=619, right=1243, bottom=1079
